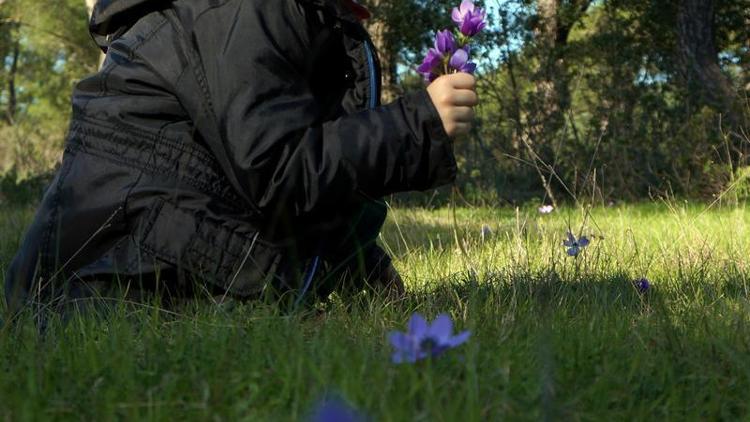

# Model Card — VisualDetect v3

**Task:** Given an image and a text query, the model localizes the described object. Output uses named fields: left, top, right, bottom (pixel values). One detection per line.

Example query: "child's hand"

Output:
left=426, top=73, right=478, bottom=139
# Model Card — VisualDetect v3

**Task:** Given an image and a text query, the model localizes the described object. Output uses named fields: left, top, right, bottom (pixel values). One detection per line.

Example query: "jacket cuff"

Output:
left=401, top=89, right=457, bottom=190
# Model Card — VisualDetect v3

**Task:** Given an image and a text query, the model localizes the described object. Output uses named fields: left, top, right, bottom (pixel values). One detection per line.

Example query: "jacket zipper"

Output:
left=363, top=40, right=378, bottom=109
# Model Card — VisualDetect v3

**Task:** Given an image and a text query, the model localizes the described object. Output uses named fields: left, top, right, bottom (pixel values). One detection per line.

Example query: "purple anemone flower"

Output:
left=452, top=0, right=487, bottom=37
left=634, top=278, right=650, bottom=293
left=449, top=48, right=477, bottom=74
left=434, top=29, right=457, bottom=55
left=388, top=313, right=471, bottom=364
left=563, top=232, right=590, bottom=257
left=310, top=398, right=366, bottom=422
left=451, top=0, right=477, bottom=24
left=417, top=48, right=444, bottom=82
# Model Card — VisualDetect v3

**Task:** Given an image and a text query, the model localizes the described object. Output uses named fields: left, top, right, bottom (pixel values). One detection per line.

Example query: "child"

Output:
left=4, top=0, right=478, bottom=316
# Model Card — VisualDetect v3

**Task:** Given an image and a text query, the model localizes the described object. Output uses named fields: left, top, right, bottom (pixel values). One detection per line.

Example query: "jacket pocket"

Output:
left=136, top=198, right=282, bottom=296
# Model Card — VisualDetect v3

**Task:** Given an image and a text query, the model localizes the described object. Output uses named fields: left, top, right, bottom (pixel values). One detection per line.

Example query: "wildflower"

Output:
left=417, top=48, right=444, bottom=82
left=389, top=313, right=470, bottom=364
left=451, top=0, right=487, bottom=37
left=310, top=397, right=366, bottom=422
left=435, top=29, right=457, bottom=55
left=449, top=47, right=477, bottom=73
left=538, top=205, right=554, bottom=214
left=634, top=277, right=650, bottom=293
left=563, top=232, right=590, bottom=257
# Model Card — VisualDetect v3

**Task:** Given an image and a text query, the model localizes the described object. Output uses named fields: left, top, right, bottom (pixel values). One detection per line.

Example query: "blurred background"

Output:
left=0, top=0, right=748, bottom=206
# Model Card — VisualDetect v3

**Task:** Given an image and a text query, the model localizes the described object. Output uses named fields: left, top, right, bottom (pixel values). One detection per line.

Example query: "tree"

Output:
left=520, top=0, right=592, bottom=204
left=677, top=0, right=743, bottom=129
left=364, top=0, right=399, bottom=102
left=0, top=0, right=99, bottom=178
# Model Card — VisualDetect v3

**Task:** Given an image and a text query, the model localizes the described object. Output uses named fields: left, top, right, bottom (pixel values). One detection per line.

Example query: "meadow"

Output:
left=1, top=201, right=749, bottom=420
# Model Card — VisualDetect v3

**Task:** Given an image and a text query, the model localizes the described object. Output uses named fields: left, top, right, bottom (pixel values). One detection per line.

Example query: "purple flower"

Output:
left=452, top=0, right=487, bottom=36
left=451, top=0, right=478, bottom=24
left=634, top=278, right=650, bottom=293
left=388, top=313, right=470, bottom=364
left=310, top=398, right=366, bottom=422
left=449, top=48, right=476, bottom=74
left=460, top=13, right=486, bottom=37
left=563, top=232, right=590, bottom=257
left=434, top=29, right=457, bottom=55
left=417, top=48, right=444, bottom=82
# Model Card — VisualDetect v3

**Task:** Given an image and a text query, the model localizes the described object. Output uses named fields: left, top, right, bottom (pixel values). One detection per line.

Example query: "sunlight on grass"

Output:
left=383, top=203, right=750, bottom=295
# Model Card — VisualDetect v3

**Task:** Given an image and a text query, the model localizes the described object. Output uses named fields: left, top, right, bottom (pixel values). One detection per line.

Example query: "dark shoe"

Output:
left=370, top=262, right=405, bottom=298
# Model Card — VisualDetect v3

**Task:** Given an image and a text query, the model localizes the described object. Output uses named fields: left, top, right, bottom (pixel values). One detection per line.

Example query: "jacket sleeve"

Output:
left=180, top=0, right=456, bottom=218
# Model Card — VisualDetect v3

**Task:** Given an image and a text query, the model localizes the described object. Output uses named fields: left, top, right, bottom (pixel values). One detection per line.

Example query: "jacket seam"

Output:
left=73, top=115, right=217, bottom=170
left=68, top=118, right=243, bottom=205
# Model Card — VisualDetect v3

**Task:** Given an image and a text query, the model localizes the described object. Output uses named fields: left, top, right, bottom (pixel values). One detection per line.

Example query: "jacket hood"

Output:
left=89, top=0, right=170, bottom=52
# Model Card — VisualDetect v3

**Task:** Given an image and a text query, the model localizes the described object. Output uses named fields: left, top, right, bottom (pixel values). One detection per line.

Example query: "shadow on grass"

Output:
left=392, top=269, right=652, bottom=314
left=0, top=170, right=51, bottom=206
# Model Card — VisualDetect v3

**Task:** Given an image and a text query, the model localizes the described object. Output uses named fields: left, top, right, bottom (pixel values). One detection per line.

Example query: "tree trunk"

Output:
left=6, top=38, right=19, bottom=124
left=535, top=0, right=563, bottom=128
left=533, top=0, right=591, bottom=136
left=677, top=0, right=741, bottom=126
left=365, top=0, right=398, bottom=103
left=525, top=1, right=589, bottom=201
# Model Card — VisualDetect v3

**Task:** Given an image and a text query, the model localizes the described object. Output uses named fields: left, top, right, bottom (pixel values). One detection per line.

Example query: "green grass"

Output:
left=1, top=202, right=750, bottom=420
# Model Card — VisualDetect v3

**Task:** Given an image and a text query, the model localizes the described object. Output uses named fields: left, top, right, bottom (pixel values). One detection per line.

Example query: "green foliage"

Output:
left=448, top=0, right=749, bottom=203
left=0, top=0, right=99, bottom=179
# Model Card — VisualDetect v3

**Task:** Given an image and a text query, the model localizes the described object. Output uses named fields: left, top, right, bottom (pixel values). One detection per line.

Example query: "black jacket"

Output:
left=4, top=0, right=456, bottom=311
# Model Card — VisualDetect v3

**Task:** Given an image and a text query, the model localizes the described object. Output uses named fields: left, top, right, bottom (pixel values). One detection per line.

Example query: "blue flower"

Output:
left=634, top=277, right=650, bottom=293
left=563, top=232, right=590, bottom=257
left=388, top=313, right=470, bottom=364
left=310, top=397, right=366, bottom=422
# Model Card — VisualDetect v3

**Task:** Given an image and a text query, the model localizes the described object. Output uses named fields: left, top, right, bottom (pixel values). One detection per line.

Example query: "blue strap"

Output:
left=295, top=256, right=320, bottom=307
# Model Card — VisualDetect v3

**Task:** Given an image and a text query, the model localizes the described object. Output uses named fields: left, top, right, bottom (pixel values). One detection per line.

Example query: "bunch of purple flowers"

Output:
left=417, top=0, right=487, bottom=83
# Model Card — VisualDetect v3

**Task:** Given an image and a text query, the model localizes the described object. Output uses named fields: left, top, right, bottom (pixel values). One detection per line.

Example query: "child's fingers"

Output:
left=450, top=106, right=475, bottom=123
left=451, top=90, right=479, bottom=107
left=446, top=73, right=477, bottom=90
